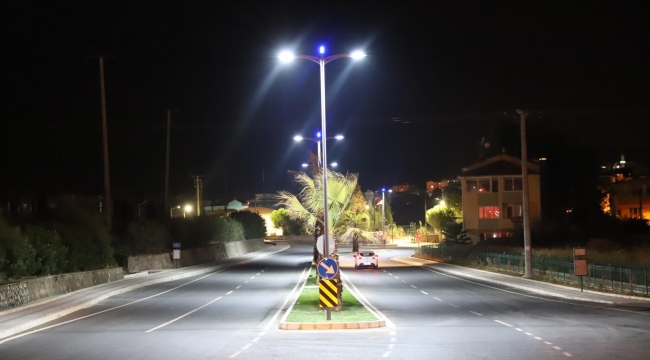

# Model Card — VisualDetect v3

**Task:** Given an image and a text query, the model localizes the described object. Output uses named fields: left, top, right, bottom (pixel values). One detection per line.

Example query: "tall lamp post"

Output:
left=280, top=46, right=366, bottom=260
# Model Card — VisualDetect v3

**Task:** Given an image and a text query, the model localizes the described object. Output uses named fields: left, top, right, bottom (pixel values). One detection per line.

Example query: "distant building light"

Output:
left=620, top=160, right=626, bottom=164
left=539, top=157, right=547, bottom=161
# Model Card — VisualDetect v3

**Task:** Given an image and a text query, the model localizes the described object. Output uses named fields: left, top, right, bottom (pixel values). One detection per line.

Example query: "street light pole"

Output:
left=517, top=109, right=533, bottom=279
left=382, top=189, right=386, bottom=248
left=281, top=49, right=365, bottom=260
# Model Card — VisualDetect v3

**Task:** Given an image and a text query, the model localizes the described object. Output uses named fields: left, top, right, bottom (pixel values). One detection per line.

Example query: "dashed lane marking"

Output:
left=145, top=296, right=223, bottom=332
left=433, top=297, right=442, bottom=301
left=226, top=291, right=233, bottom=295
left=450, top=304, right=460, bottom=308
left=410, top=285, right=417, bottom=289
left=421, top=291, right=428, bottom=295
left=494, top=320, right=513, bottom=327
left=236, top=285, right=241, bottom=289
left=228, top=351, right=241, bottom=358
left=469, top=311, right=482, bottom=316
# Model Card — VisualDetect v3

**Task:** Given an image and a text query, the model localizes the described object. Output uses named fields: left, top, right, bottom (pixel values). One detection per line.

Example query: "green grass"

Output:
left=284, top=286, right=379, bottom=323
left=305, top=266, right=317, bottom=286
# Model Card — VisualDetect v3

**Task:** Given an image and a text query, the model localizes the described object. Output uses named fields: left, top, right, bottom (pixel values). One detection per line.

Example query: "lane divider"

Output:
left=145, top=296, right=223, bottom=333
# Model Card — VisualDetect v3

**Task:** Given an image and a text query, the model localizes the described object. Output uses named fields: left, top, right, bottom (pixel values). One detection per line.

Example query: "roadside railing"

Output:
left=418, top=246, right=650, bottom=296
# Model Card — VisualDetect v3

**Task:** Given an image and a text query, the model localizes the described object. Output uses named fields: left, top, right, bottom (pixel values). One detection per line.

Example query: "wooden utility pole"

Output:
left=99, top=56, right=112, bottom=230
left=193, top=175, right=203, bottom=216
left=164, top=110, right=178, bottom=216
left=517, top=109, right=533, bottom=279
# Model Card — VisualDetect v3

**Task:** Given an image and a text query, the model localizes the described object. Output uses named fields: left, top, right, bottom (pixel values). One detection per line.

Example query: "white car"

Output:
left=354, top=251, right=379, bottom=269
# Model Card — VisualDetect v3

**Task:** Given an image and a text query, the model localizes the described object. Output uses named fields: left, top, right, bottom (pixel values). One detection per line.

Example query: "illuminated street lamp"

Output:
left=183, top=204, right=192, bottom=218
left=293, top=133, right=344, bottom=166
left=280, top=46, right=366, bottom=261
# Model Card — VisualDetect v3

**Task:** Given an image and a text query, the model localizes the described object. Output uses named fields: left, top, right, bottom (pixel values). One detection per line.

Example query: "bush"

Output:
left=125, top=220, right=172, bottom=255
left=271, top=208, right=305, bottom=235
left=168, top=216, right=245, bottom=246
left=50, top=209, right=115, bottom=272
left=0, top=217, right=23, bottom=276
left=212, top=216, right=245, bottom=243
left=23, top=225, right=68, bottom=276
left=230, top=211, right=267, bottom=239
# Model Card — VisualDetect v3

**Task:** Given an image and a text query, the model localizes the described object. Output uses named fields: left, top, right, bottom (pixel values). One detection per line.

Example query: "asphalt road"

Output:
left=1, top=243, right=649, bottom=360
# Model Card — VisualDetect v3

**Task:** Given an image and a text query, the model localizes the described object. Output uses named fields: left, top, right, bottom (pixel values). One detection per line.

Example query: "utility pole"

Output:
left=193, top=175, right=203, bottom=216
left=98, top=56, right=112, bottom=230
left=164, top=110, right=178, bottom=216
left=517, top=109, right=533, bottom=279
left=224, top=170, right=227, bottom=214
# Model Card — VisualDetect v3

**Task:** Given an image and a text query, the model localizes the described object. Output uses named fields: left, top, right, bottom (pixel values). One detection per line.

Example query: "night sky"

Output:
left=2, top=1, right=648, bottom=204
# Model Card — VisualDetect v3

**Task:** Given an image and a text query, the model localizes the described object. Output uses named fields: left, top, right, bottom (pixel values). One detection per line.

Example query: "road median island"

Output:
left=279, top=266, right=385, bottom=330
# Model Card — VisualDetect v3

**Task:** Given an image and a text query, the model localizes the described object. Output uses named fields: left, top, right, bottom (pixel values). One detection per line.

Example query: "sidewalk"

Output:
left=0, top=243, right=290, bottom=340
left=392, top=255, right=650, bottom=305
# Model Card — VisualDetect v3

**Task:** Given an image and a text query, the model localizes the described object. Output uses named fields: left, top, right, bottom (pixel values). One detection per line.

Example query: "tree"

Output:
left=426, top=204, right=461, bottom=234
left=230, top=211, right=266, bottom=239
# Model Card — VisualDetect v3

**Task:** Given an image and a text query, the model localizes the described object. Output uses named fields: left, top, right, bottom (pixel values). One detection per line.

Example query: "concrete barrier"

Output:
left=0, top=268, right=124, bottom=311
left=127, top=253, right=173, bottom=273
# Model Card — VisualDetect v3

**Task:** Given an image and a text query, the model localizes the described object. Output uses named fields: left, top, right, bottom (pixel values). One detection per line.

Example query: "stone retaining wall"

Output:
left=127, top=238, right=266, bottom=272
left=0, top=268, right=124, bottom=311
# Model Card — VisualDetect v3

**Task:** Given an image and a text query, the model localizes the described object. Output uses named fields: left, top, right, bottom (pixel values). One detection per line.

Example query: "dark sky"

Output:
left=1, top=1, right=649, bottom=203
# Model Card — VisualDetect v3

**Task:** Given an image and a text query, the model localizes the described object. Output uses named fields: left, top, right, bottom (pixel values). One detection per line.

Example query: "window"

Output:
left=479, top=206, right=500, bottom=219
left=504, top=204, right=523, bottom=219
left=503, top=177, right=523, bottom=191
left=467, top=178, right=496, bottom=192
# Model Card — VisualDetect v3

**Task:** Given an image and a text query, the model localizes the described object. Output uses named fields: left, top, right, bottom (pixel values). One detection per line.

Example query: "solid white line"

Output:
left=534, top=337, right=542, bottom=340
left=421, top=291, right=428, bottom=295
left=145, top=296, right=223, bottom=332
left=469, top=311, right=482, bottom=316
left=494, top=320, right=513, bottom=327
left=0, top=270, right=227, bottom=345
left=265, top=266, right=309, bottom=331
left=554, top=346, right=562, bottom=350
left=450, top=304, right=460, bottom=308
left=228, top=351, right=241, bottom=358
left=433, top=297, right=442, bottom=301
left=410, top=285, right=417, bottom=289
left=236, top=285, right=242, bottom=289
left=226, top=291, right=233, bottom=295
left=563, top=352, right=572, bottom=357
left=414, top=261, right=650, bottom=316
left=544, top=341, right=553, bottom=345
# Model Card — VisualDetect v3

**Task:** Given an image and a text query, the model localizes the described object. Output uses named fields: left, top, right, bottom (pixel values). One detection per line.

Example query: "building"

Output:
left=458, top=154, right=541, bottom=242
left=609, top=177, right=650, bottom=219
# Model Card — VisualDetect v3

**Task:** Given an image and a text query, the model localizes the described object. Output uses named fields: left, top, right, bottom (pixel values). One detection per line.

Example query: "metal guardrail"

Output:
left=418, top=246, right=650, bottom=295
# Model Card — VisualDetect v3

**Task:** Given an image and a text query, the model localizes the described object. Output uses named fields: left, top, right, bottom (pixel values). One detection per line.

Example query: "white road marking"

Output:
left=494, top=320, right=513, bottom=327
left=382, top=352, right=391, bottom=357
left=554, top=346, right=562, bottom=350
left=534, top=337, right=542, bottom=340
left=256, top=273, right=261, bottom=276
left=388, top=344, right=396, bottom=349
left=258, top=332, right=265, bottom=336
left=228, top=351, right=241, bottom=358
left=563, top=352, right=573, bottom=357
left=391, top=337, right=396, bottom=343
left=226, top=291, right=233, bottom=295
left=415, top=263, right=650, bottom=316
left=245, top=280, right=249, bottom=283
left=390, top=331, right=396, bottom=336
left=421, top=291, right=428, bottom=295
left=401, top=280, right=406, bottom=283
left=388, top=273, right=393, bottom=275
left=544, top=341, right=553, bottom=345
left=433, top=297, right=442, bottom=301
left=145, top=296, right=223, bottom=332
left=341, top=273, right=396, bottom=329
left=450, top=304, right=460, bottom=308
left=241, top=344, right=251, bottom=350
left=524, top=332, right=533, bottom=336
left=264, top=266, right=309, bottom=331
left=252, top=337, right=261, bottom=342
left=383, top=270, right=387, bottom=272
left=469, top=311, right=482, bottom=316
left=395, top=276, right=400, bottom=279
left=515, top=328, right=523, bottom=331
left=250, top=276, right=255, bottom=279
left=410, top=285, right=417, bottom=289
left=236, top=285, right=241, bottom=289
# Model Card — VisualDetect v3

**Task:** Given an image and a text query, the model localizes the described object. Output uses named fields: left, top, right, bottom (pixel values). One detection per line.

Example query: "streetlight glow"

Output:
left=184, top=205, right=192, bottom=212
left=293, top=135, right=304, bottom=142
left=330, top=162, right=338, bottom=167
left=301, top=163, right=308, bottom=168
left=350, top=50, right=366, bottom=60
left=334, top=134, right=344, bottom=140
left=278, top=51, right=295, bottom=62
left=319, top=46, right=325, bottom=54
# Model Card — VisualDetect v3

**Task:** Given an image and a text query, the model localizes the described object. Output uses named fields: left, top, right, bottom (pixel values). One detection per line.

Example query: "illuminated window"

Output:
left=503, top=177, right=523, bottom=191
left=479, top=206, right=500, bottom=219
left=467, top=178, right=496, bottom=192
left=504, top=205, right=522, bottom=218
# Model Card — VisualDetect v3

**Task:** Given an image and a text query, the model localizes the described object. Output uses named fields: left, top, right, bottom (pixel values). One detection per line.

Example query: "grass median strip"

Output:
left=284, top=269, right=380, bottom=323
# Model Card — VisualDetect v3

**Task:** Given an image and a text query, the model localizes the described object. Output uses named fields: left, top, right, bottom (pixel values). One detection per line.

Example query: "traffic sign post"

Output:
left=172, top=242, right=181, bottom=268
left=317, top=258, right=339, bottom=320
left=574, top=247, right=587, bottom=292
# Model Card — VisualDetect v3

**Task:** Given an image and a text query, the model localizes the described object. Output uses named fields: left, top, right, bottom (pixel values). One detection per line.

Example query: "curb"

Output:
left=0, top=244, right=290, bottom=340
left=393, top=256, right=647, bottom=305
left=278, top=268, right=387, bottom=331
